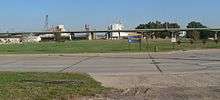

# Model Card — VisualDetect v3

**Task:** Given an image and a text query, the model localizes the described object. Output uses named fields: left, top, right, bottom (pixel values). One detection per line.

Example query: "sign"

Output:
left=128, top=34, right=142, bottom=43
left=128, top=39, right=141, bottom=43
left=128, top=33, right=142, bottom=51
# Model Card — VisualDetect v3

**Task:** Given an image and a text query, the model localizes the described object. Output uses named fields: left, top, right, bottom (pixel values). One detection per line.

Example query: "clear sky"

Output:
left=0, top=0, right=219, bottom=32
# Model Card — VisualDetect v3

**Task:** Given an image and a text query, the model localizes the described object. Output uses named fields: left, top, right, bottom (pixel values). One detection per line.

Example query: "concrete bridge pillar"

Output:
left=106, top=33, right=111, bottom=40
left=88, top=33, right=92, bottom=40
left=88, top=32, right=95, bottom=40
left=71, top=33, right=75, bottom=40
left=118, top=32, right=121, bottom=39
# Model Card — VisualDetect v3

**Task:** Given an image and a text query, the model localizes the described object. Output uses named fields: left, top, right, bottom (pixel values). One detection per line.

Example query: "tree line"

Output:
left=136, top=21, right=217, bottom=40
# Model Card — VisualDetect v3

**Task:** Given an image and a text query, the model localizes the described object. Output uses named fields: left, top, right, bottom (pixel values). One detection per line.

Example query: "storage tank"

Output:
left=109, top=23, right=129, bottom=38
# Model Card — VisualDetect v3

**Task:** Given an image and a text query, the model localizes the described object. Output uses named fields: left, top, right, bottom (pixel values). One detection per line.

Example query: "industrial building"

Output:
left=0, top=35, right=21, bottom=44
left=107, top=23, right=130, bottom=39
left=0, top=25, right=72, bottom=44
left=40, top=25, right=72, bottom=41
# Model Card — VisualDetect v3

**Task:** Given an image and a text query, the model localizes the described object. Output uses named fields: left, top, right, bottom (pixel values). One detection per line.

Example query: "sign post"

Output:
left=128, top=33, right=142, bottom=51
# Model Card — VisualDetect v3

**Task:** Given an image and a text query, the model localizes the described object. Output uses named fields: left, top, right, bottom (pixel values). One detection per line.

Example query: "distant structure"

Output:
left=85, top=24, right=90, bottom=31
left=56, top=25, right=66, bottom=32
left=22, top=34, right=41, bottom=43
left=57, top=25, right=72, bottom=40
left=108, top=23, right=129, bottom=39
left=40, top=25, right=72, bottom=41
left=85, top=24, right=95, bottom=40
left=44, top=15, right=49, bottom=31
left=0, top=36, right=21, bottom=44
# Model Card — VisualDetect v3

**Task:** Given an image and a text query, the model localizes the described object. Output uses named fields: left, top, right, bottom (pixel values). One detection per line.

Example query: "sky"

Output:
left=0, top=0, right=219, bottom=32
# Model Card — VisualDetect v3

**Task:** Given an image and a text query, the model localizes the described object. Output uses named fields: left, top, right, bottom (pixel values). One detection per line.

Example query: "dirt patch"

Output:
left=71, top=86, right=150, bottom=100
left=90, top=72, right=220, bottom=100
left=74, top=86, right=220, bottom=100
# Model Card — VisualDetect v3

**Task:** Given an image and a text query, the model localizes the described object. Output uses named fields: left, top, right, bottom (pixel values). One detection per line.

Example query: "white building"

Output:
left=57, top=25, right=71, bottom=40
left=57, top=25, right=65, bottom=32
left=22, top=35, right=41, bottom=42
left=109, top=23, right=129, bottom=38
left=40, top=25, right=72, bottom=40
left=0, top=37, right=21, bottom=44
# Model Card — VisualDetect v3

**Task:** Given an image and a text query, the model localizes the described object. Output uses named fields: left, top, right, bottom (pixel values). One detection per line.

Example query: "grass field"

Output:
left=0, top=39, right=219, bottom=54
left=0, top=72, right=106, bottom=99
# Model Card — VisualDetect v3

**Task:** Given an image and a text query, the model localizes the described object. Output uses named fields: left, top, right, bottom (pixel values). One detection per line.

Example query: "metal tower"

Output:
left=85, top=24, right=90, bottom=31
left=44, top=15, right=49, bottom=31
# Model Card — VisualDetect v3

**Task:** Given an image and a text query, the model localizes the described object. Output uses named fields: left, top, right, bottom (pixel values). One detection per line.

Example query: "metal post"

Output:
left=129, top=42, right=131, bottom=52
left=139, top=39, right=142, bottom=51
left=145, top=33, right=150, bottom=52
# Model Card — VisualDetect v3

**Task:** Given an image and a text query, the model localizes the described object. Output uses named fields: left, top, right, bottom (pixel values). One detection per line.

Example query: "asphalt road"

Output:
left=0, top=49, right=219, bottom=74
left=0, top=49, right=219, bottom=99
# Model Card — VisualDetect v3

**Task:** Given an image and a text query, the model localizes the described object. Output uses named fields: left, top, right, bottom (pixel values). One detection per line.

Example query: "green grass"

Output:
left=0, top=72, right=106, bottom=100
left=0, top=39, right=219, bottom=54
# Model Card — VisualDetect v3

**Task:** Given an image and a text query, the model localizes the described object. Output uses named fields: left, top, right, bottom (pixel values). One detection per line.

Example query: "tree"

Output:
left=136, top=21, right=180, bottom=39
left=186, top=21, right=208, bottom=40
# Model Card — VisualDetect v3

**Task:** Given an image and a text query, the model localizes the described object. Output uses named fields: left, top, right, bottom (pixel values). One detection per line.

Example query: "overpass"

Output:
left=0, top=28, right=219, bottom=40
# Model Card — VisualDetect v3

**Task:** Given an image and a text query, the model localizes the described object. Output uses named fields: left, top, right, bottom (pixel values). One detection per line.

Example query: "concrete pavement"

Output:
left=0, top=49, right=219, bottom=99
left=0, top=49, right=219, bottom=75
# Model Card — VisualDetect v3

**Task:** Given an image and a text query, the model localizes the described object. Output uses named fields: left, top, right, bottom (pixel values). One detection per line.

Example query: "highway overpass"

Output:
left=0, top=28, right=219, bottom=40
